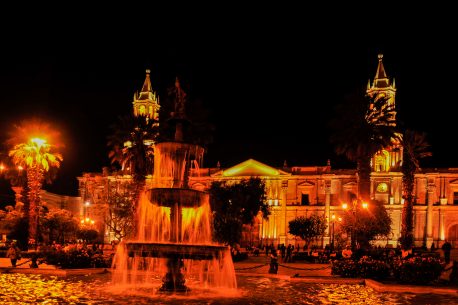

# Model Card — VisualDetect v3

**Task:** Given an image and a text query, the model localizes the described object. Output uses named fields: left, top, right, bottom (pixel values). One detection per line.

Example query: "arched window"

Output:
left=374, top=150, right=390, bottom=172
left=139, top=105, right=146, bottom=115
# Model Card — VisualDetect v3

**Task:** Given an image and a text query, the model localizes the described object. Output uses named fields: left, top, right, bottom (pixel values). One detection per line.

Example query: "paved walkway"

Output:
left=2, top=254, right=458, bottom=295
left=233, top=255, right=332, bottom=277
left=0, top=257, right=56, bottom=269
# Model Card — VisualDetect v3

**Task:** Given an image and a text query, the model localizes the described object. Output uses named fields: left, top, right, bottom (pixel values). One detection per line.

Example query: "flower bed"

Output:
left=332, top=255, right=445, bottom=285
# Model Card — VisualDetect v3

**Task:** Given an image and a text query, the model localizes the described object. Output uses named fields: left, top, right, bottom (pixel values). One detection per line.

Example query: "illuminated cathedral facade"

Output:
left=78, top=56, right=458, bottom=249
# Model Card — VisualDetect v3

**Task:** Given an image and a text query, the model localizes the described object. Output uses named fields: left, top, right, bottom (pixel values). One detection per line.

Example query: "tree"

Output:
left=340, top=200, right=392, bottom=249
left=0, top=204, right=26, bottom=247
left=104, top=182, right=136, bottom=241
left=41, top=208, right=79, bottom=244
left=209, top=177, right=269, bottom=246
left=107, top=113, right=159, bottom=234
left=400, top=130, right=432, bottom=250
left=288, top=215, right=327, bottom=249
left=330, top=92, right=398, bottom=200
left=7, top=121, right=63, bottom=248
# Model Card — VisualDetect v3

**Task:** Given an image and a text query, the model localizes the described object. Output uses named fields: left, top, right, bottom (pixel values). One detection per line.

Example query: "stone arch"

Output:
left=446, top=223, right=458, bottom=248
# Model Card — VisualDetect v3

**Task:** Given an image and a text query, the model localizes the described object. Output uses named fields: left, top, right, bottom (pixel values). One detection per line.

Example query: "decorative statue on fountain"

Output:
left=112, top=77, right=236, bottom=293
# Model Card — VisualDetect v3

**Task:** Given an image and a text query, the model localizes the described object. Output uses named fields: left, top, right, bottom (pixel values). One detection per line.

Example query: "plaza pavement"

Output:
left=1, top=252, right=458, bottom=295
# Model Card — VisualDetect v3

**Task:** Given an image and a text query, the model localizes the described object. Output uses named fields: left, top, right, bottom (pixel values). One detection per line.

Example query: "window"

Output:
left=301, top=194, right=310, bottom=206
left=454, top=192, right=458, bottom=205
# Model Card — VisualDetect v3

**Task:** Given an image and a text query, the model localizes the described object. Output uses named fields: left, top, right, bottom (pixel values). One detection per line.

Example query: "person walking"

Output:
left=268, top=249, right=278, bottom=274
left=442, top=240, right=452, bottom=264
left=6, top=242, right=21, bottom=267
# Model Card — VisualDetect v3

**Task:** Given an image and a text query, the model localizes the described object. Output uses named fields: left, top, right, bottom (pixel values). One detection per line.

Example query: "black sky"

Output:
left=0, top=8, right=457, bottom=198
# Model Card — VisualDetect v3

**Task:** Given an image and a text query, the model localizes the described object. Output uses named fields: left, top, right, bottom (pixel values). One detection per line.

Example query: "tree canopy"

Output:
left=209, top=177, right=269, bottom=246
left=340, top=200, right=392, bottom=249
left=288, top=214, right=327, bottom=249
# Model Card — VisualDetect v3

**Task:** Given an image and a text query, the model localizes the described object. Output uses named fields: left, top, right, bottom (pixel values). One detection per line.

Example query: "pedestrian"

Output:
left=6, top=242, right=21, bottom=267
left=341, top=245, right=352, bottom=259
left=442, top=240, right=452, bottom=264
left=285, top=244, right=293, bottom=263
left=268, top=249, right=278, bottom=274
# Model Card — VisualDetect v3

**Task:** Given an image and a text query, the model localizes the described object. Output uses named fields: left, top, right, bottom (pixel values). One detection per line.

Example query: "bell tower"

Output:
left=133, top=69, right=160, bottom=120
left=367, top=54, right=403, bottom=205
left=366, top=54, right=397, bottom=126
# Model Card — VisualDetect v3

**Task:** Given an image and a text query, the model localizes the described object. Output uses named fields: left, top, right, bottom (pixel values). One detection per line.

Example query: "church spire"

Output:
left=372, top=54, right=390, bottom=88
left=133, top=69, right=160, bottom=120
left=366, top=54, right=397, bottom=126
left=141, top=69, right=152, bottom=93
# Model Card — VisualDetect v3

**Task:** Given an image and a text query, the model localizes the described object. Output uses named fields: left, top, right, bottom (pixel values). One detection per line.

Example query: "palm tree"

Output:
left=107, top=114, right=159, bottom=212
left=400, top=130, right=431, bottom=250
left=8, top=122, right=63, bottom=248
left=330, top=92, right=398, bottom=200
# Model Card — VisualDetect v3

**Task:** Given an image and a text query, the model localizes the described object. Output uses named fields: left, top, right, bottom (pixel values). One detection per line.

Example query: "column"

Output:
left=426, top=180, right=435, bottom=248
left=323, top=180, right=331, bottom=248
left=279, top=180, right=288, bottom=245
left=439, top=208, right=445, bottom=241
left=370, top=176, right=374, bottom=200
left=389, top=177, right=394, bottom=204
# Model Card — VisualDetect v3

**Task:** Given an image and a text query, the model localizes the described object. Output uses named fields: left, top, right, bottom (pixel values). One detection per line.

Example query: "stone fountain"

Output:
left=112, top=78, right=237, bottom=293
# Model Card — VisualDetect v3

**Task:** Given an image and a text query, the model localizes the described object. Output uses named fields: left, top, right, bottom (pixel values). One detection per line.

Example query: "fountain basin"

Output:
left=126, top=242, right=229, bottom=260
left=149, top=188, right=208, bottom=208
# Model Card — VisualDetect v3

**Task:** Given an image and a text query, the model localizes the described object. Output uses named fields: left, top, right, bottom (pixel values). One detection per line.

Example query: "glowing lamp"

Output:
left=31, top=137, right=46, bottom=147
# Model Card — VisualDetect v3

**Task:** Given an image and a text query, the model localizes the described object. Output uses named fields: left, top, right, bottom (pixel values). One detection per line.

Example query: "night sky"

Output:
left=0, top=8, right=456, bottom=198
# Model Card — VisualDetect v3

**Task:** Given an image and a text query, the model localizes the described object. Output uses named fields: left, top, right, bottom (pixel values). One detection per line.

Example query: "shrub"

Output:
left=332, top=256, right=390, bottom=279
left=59, top=249, right=92, bottom=268
left=358, top=256, right=390, bottom=280
left=393, top=256, right=443, bottom=285
left=331, top=259, right=359, bottom=278
left=41, top=247, right=113, bottom=269
left=91, top=253, right=113, bottom=268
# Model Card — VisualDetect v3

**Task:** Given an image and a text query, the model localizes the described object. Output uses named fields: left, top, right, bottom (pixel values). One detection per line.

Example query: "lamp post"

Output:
left=342, top=199, right=368, bottom=251
left=331, top=214, right=336, bottom=251
left=330, top=214, right=342, bottom=252
left=84, top=200, right=90, bottom=219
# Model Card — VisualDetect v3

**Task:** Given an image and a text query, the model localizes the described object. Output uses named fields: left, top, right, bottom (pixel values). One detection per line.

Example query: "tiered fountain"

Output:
left=112, top=79, right=237, bottom=293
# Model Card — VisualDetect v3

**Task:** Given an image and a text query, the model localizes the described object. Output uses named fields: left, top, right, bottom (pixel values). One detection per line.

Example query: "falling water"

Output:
left=111, top=141, right=237, bottom=294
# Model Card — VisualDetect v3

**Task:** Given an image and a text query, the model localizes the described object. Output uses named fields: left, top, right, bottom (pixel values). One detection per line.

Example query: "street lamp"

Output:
left=84, top=200, right=90, bottom=219
left=330, top=214, right=342, bottom=252
left=342, top=199, right=368, bottom=251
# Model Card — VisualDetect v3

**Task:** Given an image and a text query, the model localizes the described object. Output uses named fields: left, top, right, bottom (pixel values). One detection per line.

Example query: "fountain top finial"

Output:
left=173, top=77, right=186, bottom=119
